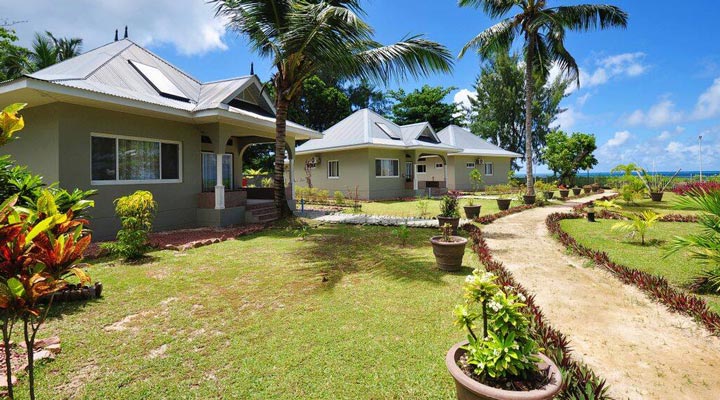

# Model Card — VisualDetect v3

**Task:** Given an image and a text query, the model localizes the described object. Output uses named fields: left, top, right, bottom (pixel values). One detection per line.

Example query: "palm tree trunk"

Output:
left=274, top=98, right=292, bottom=217
left=524, top=37, right=536, bottom=196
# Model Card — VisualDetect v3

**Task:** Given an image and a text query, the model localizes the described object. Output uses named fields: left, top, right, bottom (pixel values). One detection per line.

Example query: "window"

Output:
left=129, top=60, right=189, bottom=101
left=328, top=160, right=340, bottom=179
left=201, top=152, right=233, bottom=192
left=375, top=122, right=401, bottom=139
left=485, top=162, right=494, bottom=176
left=375, top=159, right=399, bottom=178
left=91, top=134, right=181, bottom=184
left=405, top=162, right=413, bottom=180
left=416, top=164, right=427, bottom=174
left=435, top=163, right=443, bottom=169
left=466, top=162, right=476, bottom=169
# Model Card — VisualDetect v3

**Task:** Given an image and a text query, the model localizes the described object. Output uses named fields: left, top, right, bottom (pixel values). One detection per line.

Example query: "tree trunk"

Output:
left=524, top=37, right=536, bottom=196
left=274, top=98, right=293, bottom=217
left=2, top=319, right=13, bottom=399
left=23, top=319, right=34, bottom=400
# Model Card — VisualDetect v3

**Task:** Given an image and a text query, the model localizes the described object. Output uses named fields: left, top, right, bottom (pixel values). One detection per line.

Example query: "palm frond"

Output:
left=459, top=18, right=519, bottom=59
left=458, top=0, right=518, bottom=19
left=551, top=4, right=628, bottom=31
left=355, top=36, right=454, bottom=83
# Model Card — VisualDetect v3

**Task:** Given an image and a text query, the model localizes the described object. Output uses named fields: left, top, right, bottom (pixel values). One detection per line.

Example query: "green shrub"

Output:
left=439, top=192, right=460, bottom=218
left=261, top=177, right=273, bottom=188
left=415, top=196, right=430, bottom=218
left=102, top=190, right=157, bottom=260
left=334, top=191, right=345, bottom=205
left=317, top=189, right=329, bottom=203
left=469, top=169, right=483, bottom=192
left=392, top=224, right=410, bottom=246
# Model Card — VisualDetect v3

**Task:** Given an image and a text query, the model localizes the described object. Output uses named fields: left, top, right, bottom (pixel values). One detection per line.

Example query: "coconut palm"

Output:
left=28, top=32, right=83, bottom=72
left=458, top=0, right=628, bottom=196
left=666, top=190, right=720, bottom=292
left=611, top=211, right=660, bottom=246
left=47, top=32, right=83, bottom=61
left=213, top=0, right=453, bottom=215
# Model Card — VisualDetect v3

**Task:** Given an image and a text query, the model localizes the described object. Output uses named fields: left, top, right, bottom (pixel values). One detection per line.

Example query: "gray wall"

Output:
left=1, top=103, right=60, bottom=183
left=449, top=156, right=513, bottom=190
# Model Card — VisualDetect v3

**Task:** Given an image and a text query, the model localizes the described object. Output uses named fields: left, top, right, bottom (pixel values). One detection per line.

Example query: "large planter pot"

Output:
left=522, top=195, right=536, bottom=205
left=430, top=236, right=468, bottom=272
left=437, top=216, right=461, bottom=235
left=496, top=199, right=511, bottom=211
left=543, top=191, right=554, bottom=200
left=464, top=205, right=482, bottom=219
left=446, top=341, right=562, bottom=400
left=650, top=192, right=664, bottom=202
left=572, top=188, right=582, bottom=196
left=583, top=187, right=592, bottom=194
left=558, top=189, right=569, bottom=198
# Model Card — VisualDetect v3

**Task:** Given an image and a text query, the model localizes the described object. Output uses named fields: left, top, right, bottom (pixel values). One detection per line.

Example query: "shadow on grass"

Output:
left=281, top=224, right=462, bottom=289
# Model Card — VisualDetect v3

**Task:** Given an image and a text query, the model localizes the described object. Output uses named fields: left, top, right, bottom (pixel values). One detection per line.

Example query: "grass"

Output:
left=344, top=198, right=520, bottom=219
left=612, top=192, right=701, bottom=215
left=15, top=224, right=483, bottom=399
left=560, top=218, right=720, bottom=313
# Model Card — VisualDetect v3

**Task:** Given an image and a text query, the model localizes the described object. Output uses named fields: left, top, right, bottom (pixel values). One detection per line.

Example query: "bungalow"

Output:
left=0, top=39, right=319, bottom=239
left=293, top=109, right=520, bottom=199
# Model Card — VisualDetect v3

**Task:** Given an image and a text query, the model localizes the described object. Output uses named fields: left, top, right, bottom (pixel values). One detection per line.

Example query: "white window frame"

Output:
left=91, top=133, right=182, bottom=185
left=375, top=158, right=400, bottom=178
left=435, top=163, right=443, bottom=169
left=416, top=164, right=427, bottom=174
left=484, top=162, right=494, bottom=176
left=466, top=162, right=476, bottom=169
left=327, top=160, right=340, bottom=179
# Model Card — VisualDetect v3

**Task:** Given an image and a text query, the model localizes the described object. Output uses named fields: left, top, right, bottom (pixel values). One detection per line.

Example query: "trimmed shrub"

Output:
left=102, top=190, right=157, bottom=260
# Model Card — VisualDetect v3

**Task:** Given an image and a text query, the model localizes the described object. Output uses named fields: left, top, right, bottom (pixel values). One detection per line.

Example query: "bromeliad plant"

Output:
left=0, top=191, right=93, bottom=400
left=454, top=269, right=542, bottom=384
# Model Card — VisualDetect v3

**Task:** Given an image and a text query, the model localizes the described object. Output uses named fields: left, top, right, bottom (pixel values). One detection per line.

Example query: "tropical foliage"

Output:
left=611, top=211, right=660, bottom=245
left=213, top=0, right=453, bottom=216
left=541, top=130, right=598, bottom=186
left=667, top=191, right=720, bottom=293
left=467, top=52, right=568, bottom=170
left=439, top=192, right=460, bottom=218
left=388, top=85, right=462, bottom=128
left=458, top=0, right=628, bottom=196
left=101, top=191, right=157, bottom=260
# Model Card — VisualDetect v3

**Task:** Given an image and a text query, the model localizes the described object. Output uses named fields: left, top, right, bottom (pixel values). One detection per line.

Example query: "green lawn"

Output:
left=344, top=198, right=521, bottom=219
left=20, top=224, right=483, bottom=399
left=612, top=192, right=701, bottom=215
left=560, top=219, right=720, bottom=312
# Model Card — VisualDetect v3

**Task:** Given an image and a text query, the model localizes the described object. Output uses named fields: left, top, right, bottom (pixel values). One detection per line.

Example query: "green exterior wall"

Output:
left=448, top=155, right=513, bottom=190
left=1, top=103, right=60, bottom=183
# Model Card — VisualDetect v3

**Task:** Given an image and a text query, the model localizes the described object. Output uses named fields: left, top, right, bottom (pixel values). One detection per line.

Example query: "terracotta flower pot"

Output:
left=650, top=192, right=664, bottom=202
left=572, top=188, right=581, bottom=196
left=464, top=205, right=482, bottom=219
left=446, top=341, right=562, bottom=400
left=543, top=191, right=554, bottom=200
left=496, top=199, right=511, bottom=211
left=430, top=236, right=468, bottom=272
left=438, top=216, right=461, bottom=235
left=558, top=189, right=569, bottom=198
left=523, top=195, right=536, bottom=205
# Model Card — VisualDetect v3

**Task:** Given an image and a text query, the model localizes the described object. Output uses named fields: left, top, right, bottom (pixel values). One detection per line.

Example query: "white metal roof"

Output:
left=7, top=39, right=318, bottom=138
left=436, top=125, right=522, bottom=158
left=296, top=109, right=459, bottom=154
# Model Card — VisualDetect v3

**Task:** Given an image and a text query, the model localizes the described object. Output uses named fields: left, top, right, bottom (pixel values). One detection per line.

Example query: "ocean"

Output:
left=516, top=171, right=720, bottom=179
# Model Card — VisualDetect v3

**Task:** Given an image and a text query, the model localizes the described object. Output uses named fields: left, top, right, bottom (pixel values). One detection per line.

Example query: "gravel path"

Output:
left=482, top=194, right=720, bottom=400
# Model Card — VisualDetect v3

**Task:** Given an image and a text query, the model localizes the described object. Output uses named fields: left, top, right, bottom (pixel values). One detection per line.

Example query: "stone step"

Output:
left=246, top=202, right=275, bottom=211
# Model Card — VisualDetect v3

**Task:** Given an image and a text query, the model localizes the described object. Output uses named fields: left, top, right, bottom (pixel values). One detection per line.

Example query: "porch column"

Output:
left=289, top=158, right=296, bottom=200
left=215, top=153, right=225, bottom=210
left=444, top=163, right=448, bottom=190
left=413, top=160, right=419, bottom=191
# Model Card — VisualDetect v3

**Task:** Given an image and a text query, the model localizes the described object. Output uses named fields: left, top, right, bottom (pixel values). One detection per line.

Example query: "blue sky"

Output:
left=3, top=0, right=719, bottom=173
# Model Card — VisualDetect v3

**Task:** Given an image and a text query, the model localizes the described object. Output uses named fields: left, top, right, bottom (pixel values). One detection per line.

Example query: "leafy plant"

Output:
left=619, top=177, right=646, bottom=204
left=439, top=192, right=460, bottom=218
left=439, top=223, right=453, bottom=242
left=0, top=103, right=26, bottom=146
left=101, top=191, right=157, bottom=260
left=261, top=177, right=273, bottom=188
left=665, top=190, right=720, bottom=292
left=454, top=269, right=541, bottom=382
left=635, top=169, right=681, bottom=193
left=392, top=224, right=410, bottom=247
left=334, top=191, right=345, bottom=206
left=611, top=211, right=660, bottom=245
left=294, top=224, right=311, bottom=241
left=672, top=181, right=720, bottom=196
left=469, top=168, right=483, bottom=192
left=466, top=197, right=475, bottom=207
left=416, top=196, right=430, bottom=218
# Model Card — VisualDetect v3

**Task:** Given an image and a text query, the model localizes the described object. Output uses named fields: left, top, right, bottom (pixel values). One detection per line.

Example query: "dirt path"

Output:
left=482, top=195, right=720, bottom=400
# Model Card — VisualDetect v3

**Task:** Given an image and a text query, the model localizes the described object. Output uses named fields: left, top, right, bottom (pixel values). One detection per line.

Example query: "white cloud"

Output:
left=555, top=106, right=581, bottom=131
left=576, top=93, right=591, bottom=107
left=692, top=77, right=720, bottom=120
left=625, top=98, right=684, bottom=128
left=606, top=131, right=632, bottom=147
left=658, top=126, right=685, bottom=141
left=1, top=0, right=228, bottom=55
left=550, top=52, right=647, bottom=94
left=453, top=89, right=476, bottom=110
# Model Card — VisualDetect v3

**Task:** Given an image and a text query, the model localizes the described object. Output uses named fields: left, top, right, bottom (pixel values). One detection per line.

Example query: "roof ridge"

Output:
left=203, top=75, right=253, bottom=85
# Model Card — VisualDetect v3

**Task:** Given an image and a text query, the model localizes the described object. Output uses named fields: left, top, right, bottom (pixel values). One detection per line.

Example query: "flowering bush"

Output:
left=454, top=269, right=541, bottom=381
left=672, top=181, right=720, bottom=196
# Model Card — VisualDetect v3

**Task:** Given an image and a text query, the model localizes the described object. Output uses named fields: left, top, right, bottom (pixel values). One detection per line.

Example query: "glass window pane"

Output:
left=118, top=139, right=160, bottom=180
left=91, top=137, right=116, bottom=180
left=202, top=153, right=216, bottom=192
left=161, top=143, right=180, bottom=180
left=375, top=160, right=381, bottom=176
left=392, top=160, right=398, bottom=176
left=222, top=154, right=233, bottom=189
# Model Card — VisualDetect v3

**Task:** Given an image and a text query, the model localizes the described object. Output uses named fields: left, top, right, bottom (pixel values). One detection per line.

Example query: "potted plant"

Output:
left=464, top=198, right=482, bottom=219
left=447, top=270, right=562, bottom=400
left=534, top=181, right=554, bottom=200
left=591, top=183, right=601, bottom=192
left=572, top=186, right=582, bottom=196
left=582, top=185, right=592, bottom=194
left=558, top=185, right=569, bottom=199
left=636, top=169, right=681, bottom=202
left=430, top=224, right=468, bottom=272
left=438, top=191, right=461, bottom=235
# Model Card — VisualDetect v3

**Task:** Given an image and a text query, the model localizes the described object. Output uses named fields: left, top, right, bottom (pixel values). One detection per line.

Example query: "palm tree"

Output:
left=47, top=32, right=83, bottom=61
left=666, top=190, right=720, bottom=292
left=611, top=210, right=659, bottom=246
left=458, top=0, right=628, bottom=196
left=213, top=0, right=453, bottom=216
left=28, top=32, right=83, bottom=72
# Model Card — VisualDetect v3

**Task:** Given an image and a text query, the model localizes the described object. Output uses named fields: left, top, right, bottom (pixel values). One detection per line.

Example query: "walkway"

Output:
left=482, top=194, right=720, bottom=399
left=311, top=213, right=472, bottom=228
